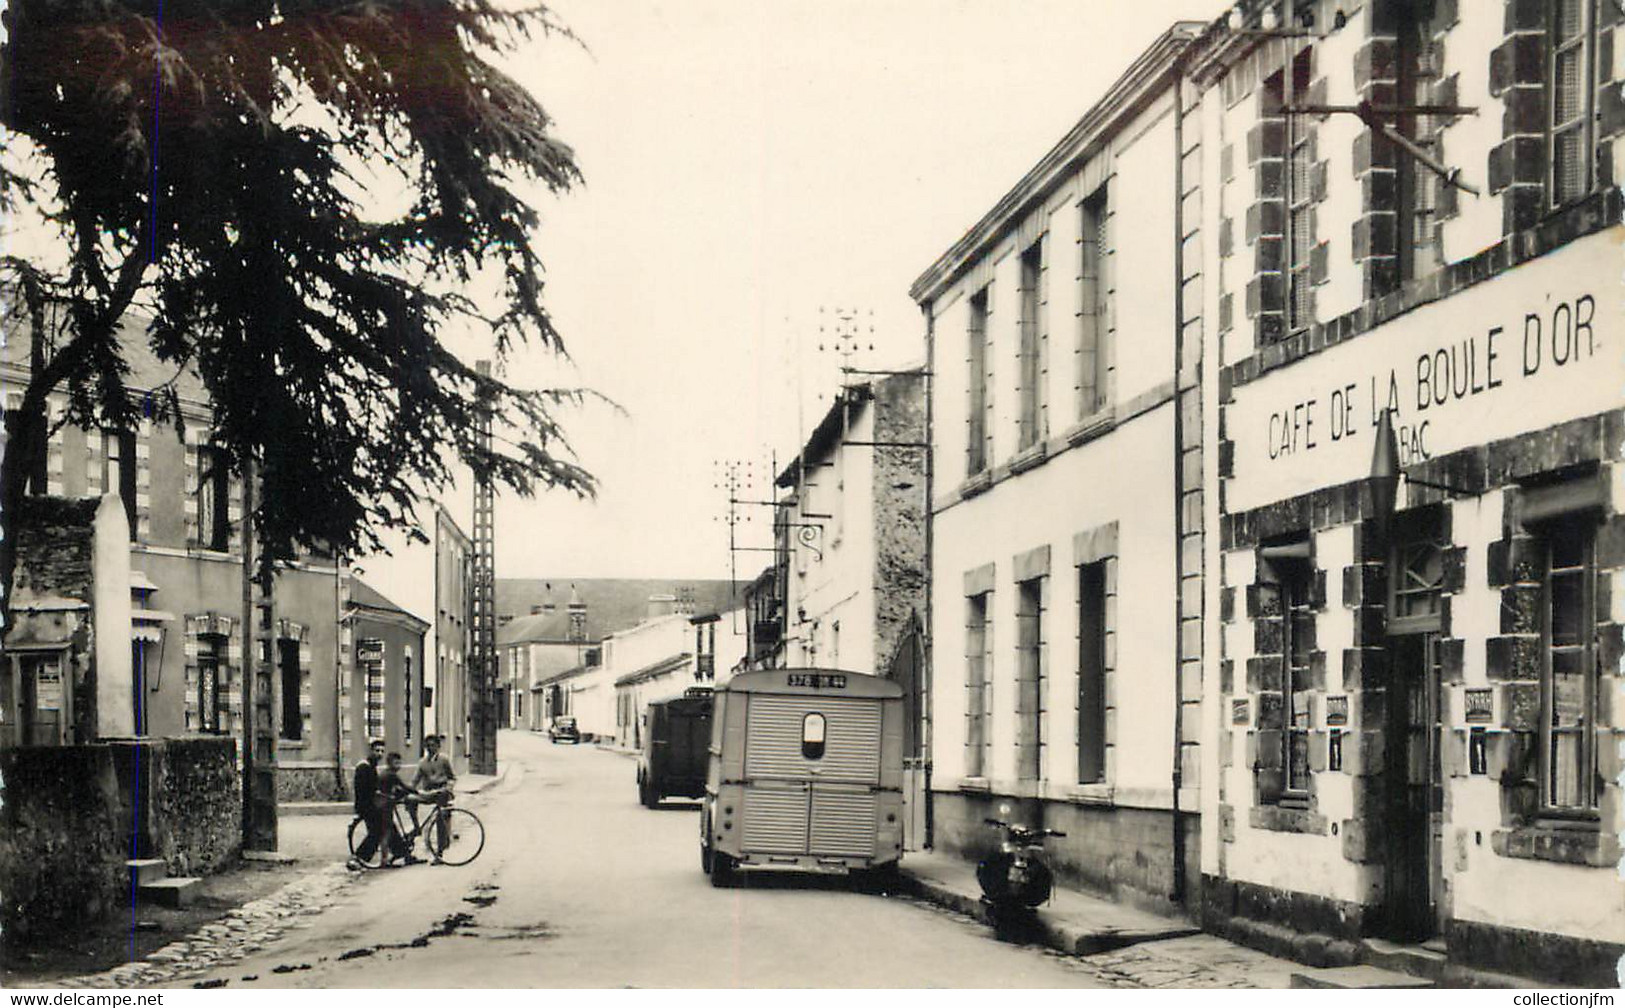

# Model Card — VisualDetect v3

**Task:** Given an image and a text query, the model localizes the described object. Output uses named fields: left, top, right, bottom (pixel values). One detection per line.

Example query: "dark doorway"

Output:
left=1382, top=634, right=1442, bottom=941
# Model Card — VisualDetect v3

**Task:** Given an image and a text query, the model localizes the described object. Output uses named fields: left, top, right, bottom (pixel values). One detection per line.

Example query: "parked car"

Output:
left=701, top=668, right=905, bottom=887
left=549, top=715, right=580, bottom=744
left=637, top=689, right=713, bottom=807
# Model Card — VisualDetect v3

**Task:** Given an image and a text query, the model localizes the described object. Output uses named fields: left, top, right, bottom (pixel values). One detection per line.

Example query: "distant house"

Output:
left=345, top=578, right=429, bottom=766
left=495, top=578, right=743, bottom=731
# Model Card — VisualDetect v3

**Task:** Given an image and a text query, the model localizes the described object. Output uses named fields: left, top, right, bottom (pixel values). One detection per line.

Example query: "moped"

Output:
left=976, top=804, right=1065, bottom=917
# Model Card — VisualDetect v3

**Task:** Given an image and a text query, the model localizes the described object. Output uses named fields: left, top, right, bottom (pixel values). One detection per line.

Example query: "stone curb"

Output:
left=897, top=867, right=1201, bottom=957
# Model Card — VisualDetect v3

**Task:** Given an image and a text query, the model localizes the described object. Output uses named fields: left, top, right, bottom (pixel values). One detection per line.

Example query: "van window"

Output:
left=802, top=712, right=826, bottom=760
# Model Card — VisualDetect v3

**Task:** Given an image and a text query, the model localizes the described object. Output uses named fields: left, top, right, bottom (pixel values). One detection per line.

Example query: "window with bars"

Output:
left=197, top=636, right=227, bottom=735
left=1077, top=186, right=1109, bottom=416
left=404, top=649, right=414, bottom=744
left=1076, top=561, right=1108, bottom=784
left=1015, top=577, right=1045, bottom=782
left=964, top=592, right=992, bottom=777
left=1017, top=237, right=1045, bottom=450
left=1549, top=0, right=1595, bottom=208
left=1537, top=519, right=1599, bottom=814
left=966, top=286, right=992, bottom=476
left=361, top=640, right=386, bottom=741
left=1282, top=565, right=1313, bottom=799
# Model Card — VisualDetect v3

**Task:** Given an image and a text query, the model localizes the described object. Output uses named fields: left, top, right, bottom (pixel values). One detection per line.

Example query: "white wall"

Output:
left=787, top=402, right=878, bottom=673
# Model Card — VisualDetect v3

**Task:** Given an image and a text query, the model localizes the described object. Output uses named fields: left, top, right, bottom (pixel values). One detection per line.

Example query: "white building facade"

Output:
left=912, top=24, right=1206, bottom=912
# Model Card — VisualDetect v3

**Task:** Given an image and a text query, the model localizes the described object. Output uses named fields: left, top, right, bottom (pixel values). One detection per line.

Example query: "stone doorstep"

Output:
left=1291, top=965, right=1434, bottom=989
left=137, top=877, right=202, bottom=909
left=126, top=858, right=168, bottom=887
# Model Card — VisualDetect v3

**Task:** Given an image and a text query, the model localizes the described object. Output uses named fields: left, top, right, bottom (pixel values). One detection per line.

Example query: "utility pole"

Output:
left=239, top=456, right=277, bottom=850
left=468, top=360, right=498, bottom=775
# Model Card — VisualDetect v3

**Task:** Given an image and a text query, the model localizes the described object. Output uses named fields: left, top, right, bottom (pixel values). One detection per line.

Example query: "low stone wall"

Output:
left=1, top=737, right=243, bottom=946
left=277, top=764, right=345, bottom=803
left=111, top=737, right=242, bottom=877
left=0, top=745, right=124, bottom=944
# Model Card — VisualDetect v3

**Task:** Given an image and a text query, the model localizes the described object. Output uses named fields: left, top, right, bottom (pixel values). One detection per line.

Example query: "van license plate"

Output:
left=787, top=673, right=847, bottom=689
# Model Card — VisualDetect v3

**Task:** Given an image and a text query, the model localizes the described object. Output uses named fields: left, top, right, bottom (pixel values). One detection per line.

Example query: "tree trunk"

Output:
left=0, top=381, right=52, bottom=635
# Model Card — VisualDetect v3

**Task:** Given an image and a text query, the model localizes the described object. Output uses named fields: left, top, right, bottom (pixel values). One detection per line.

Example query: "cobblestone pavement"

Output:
left=53, top=866, right=359, bottom=989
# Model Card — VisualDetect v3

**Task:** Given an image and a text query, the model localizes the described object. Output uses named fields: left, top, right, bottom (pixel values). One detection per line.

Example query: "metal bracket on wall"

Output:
left=1281, top=101, right=1482, bottom=196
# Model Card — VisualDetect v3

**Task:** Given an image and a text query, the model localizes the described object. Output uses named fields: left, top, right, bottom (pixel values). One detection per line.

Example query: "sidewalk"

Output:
left=898, top=850, right=1302, bottom=989
left=282, top=760, right=511, bottom=817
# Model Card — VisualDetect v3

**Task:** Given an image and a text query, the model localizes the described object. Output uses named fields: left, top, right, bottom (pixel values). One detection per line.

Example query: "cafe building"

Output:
left=1188, top=0, right=1625, bottom=985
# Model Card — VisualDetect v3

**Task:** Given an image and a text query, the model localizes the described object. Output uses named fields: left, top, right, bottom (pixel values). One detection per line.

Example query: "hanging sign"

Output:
left=1464, top=688, right=1494, bottom=724
left=1227, top=229, right=1622, bottom=513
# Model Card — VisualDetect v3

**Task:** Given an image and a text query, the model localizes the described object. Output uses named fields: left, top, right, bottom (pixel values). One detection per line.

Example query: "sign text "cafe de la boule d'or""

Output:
left=1228, top=231, right=1622, bottom=514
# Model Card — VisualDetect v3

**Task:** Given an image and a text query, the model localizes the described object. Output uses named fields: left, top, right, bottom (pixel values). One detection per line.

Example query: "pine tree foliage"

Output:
left=0, top=0, right=595, bottom=604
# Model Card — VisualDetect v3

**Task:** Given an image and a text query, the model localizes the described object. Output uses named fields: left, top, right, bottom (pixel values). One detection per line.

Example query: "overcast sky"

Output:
left=384, top=0, right=1225, bottom=593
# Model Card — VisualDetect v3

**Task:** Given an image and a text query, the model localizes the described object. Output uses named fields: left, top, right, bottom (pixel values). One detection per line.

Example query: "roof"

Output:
left=348, top=577, right=429, bottom=631
left=614, top=652, right=693, bottom=688
left=775, top=370, right=925, bottom=487
left=496, top=578, right=745, bottom=645
left=0, top=303, right=211, bottom=408
left=536, top=662, right=593, bottom=688
left=909, top=21, right=1204, bottom=304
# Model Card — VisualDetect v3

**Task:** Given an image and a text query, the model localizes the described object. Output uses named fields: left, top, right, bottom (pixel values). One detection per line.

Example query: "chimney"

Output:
left=646, top=594, right=677, bottom=620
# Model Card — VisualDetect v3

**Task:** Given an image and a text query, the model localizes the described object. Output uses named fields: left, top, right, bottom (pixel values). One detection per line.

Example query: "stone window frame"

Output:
left=962, top=562, right=996, bottom=785
left=1076, top=183, right=1111, bottom=419
left=193, top=631, right=229, bottom=736
left=1072, top=523, right=1118, bottom=796
left=1251, top=533, right=1327, bottom=813
left=966, top=284, right=993, bottom=478
left=1487, top=469, right=1619, bottom=866
left=193, top=441, right=233, bottom=552
left=1015, top=234, right=1049, bottom=453
left=1012, top=543, right=1051, bottom=785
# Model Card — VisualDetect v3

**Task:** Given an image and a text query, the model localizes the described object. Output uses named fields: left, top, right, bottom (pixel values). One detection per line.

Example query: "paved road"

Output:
left=196, top=729, right=1112, bottom=988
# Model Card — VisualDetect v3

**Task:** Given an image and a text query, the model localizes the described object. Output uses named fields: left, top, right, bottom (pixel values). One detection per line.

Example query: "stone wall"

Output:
left=870, top=371, right=928, bottom=675
left=11, top=495, right=98, bottom=601
left=0, top=744, right=124, bottom=944
left=1, top=738, right=243, bottom=946
left=278, top=764, right=345, bottom=803
left=110, top=738, right=242, bottom=877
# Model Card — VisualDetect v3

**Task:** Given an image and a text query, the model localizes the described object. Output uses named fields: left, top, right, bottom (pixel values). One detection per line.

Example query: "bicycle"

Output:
left=347, top=794, right=485, bottom=869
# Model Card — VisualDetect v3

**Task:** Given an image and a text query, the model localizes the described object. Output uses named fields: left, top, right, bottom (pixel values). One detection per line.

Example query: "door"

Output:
left=1383, top=633, right=1443, bottom=941
left=16, top=653, right=67, bottom=746
left=888, top=615, right=928, bottom=851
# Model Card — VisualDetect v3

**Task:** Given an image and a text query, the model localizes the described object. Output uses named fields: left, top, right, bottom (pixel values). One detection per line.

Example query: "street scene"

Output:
left=3, top=0, right=1625, bottom=995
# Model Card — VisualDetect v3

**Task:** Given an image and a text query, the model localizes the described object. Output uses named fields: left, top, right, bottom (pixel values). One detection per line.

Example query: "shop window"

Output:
left=1549, top=0, right=1596, bottom=208
left=1016, top=237, right=1045, bottom=451
left=1076, top=561, right=1108, bottom=784
left=1015, top=577, right=1045, bottom=782
left=1077, top=185, right=1109, bottom=416
left=964, top=592, right=993, bottom=777
left=1537, top=520, right=1599, bottom=814
left=966, top=286, right=992, bottom=475
left=1284, top=567, right=1313, bottom=797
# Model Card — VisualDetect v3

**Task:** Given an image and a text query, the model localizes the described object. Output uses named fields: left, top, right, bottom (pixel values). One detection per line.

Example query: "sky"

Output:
left=434, top=0, right=1226, bottom=589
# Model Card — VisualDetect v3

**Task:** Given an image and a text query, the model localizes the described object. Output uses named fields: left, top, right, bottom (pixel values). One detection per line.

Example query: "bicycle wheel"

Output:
left=426, top=808, right=485, bottom=866
left=346, top=816, right=389, bottom=869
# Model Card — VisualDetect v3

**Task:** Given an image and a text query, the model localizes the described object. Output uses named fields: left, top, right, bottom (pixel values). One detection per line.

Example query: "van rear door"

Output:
left=741, top=694, right=883, bottom=859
